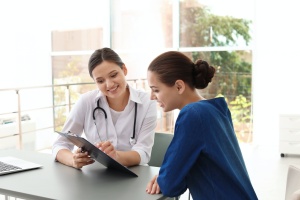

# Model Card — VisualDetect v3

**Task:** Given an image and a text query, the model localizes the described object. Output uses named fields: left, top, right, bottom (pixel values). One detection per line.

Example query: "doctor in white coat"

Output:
left=52, top=48, right=157, bottom=169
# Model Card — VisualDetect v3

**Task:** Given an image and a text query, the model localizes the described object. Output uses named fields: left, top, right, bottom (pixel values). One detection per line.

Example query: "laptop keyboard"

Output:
left=0, top=161, right=22, bottom=172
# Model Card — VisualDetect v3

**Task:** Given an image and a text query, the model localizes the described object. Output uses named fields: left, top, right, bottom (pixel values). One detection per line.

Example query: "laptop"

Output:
left=0, top=156, right=42, bottom=175
left=56, top=131, right=138, bottom=177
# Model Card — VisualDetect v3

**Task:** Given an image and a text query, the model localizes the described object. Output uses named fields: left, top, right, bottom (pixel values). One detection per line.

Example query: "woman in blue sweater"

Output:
left=146, top=51, right=258, bottom=200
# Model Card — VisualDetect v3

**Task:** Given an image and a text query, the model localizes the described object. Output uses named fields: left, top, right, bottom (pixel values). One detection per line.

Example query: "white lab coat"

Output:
left=52, top=85, right=157, bottom=165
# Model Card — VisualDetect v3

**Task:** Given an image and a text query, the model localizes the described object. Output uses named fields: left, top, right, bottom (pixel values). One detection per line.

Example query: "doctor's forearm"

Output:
left=116, top=151, right=141, bottom=167
left=56, top=149, right=74, bottom=167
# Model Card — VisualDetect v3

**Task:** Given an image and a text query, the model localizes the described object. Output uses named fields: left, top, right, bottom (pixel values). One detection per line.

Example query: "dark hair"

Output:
left=148, top=51, right=215, bottom=89
left=88, top=47, right=124, bottom=78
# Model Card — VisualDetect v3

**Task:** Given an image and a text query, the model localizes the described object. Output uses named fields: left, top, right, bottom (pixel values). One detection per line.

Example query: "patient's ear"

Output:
left=175, top=80, right=185, bottom=94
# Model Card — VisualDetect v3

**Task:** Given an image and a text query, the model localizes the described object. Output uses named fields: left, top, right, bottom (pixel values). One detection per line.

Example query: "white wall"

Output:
left=0, top=1, right=52, bottom=88
left=253, top=0, right=300, bottom=149
left=0, top=1, right=53, bottom=119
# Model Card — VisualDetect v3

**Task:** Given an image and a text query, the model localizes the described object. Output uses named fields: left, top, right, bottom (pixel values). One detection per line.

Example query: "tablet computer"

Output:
left=56, top=131, right=138, bottom=177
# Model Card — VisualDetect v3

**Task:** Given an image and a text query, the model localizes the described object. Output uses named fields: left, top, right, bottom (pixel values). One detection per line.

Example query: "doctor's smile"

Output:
left=107, top=86, right=118, bottom=93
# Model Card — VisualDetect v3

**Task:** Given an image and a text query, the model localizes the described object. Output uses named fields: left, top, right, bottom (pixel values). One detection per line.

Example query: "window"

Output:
left=50, top=0, right=254, bottom=144
left=50, top=0, right=110, bottom=131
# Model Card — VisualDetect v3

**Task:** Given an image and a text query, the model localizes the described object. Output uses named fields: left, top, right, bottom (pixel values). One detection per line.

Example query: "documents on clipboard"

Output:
left=56, top=131, right=138, bottom=177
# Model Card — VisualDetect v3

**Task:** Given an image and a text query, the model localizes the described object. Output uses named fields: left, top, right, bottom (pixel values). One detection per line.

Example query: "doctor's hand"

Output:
left=72, top=148, right=95, bottom=169
left=146, top=175, right=161, bottom=194
left=96, top=141, right=118, bottom=160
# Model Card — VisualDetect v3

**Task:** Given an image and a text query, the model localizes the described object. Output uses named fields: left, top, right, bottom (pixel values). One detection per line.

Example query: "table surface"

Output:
left=0, top=149, right=165, bottom=200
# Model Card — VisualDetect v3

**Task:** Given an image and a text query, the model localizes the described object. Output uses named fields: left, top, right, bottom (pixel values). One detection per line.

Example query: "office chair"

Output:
left=148, top=132, right=181, bottom=200
left=148, top=132, right=173, bottom=167
left=285, top=165, right=300, bottom=200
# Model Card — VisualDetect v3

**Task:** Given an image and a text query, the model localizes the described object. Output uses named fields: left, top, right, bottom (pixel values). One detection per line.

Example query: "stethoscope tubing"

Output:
left=131, top=102, right=137, bottom=140
left=93, top=99, right=137, bottom=144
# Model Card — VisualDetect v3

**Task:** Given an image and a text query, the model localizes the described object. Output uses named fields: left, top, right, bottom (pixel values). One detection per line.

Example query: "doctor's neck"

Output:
left=106, top=87, right=130, bottom=111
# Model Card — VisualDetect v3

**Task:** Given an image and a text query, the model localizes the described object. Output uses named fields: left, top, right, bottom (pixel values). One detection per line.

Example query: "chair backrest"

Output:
left=285, top=165, right=300, bottom=200
left=148, top=132, right=174, bottom=167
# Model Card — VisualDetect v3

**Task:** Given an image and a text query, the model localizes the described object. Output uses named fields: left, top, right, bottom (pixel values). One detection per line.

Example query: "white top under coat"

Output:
left=52, top=85, right=157, bottom=165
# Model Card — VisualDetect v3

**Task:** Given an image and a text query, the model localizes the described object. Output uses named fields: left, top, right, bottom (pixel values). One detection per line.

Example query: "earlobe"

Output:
left=177, top=87, right=184, bottom=94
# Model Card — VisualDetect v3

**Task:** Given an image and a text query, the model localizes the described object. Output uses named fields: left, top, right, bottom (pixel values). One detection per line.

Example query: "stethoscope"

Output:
left=92, top=99, right=137, bottom=145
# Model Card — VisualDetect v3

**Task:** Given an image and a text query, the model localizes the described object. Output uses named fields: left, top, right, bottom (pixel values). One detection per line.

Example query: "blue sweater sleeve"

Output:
left=157, top=105, right=205, bottom=197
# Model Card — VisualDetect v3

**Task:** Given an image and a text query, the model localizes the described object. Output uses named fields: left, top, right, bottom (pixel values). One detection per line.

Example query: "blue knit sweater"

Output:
left=157, top=97, right=258, bottom=200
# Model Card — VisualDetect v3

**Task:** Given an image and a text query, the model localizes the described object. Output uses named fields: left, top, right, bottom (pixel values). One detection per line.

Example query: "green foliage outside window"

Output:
left=180, top=1, right=253, bottom=142
left=230, top=95, right=252, bottom=124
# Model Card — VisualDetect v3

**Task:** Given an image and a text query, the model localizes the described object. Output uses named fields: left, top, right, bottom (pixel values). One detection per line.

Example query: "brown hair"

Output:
left=88, top=47, right=124, bottom=78
left=148, top=51, right=215, bottom=89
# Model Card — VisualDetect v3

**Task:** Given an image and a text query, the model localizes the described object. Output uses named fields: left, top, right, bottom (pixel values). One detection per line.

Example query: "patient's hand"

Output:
left=146, top=175, right=161, bottom=194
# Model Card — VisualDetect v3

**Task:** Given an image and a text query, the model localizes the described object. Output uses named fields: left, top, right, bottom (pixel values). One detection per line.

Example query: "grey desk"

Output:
left=0, top=149, right=165, bottom=200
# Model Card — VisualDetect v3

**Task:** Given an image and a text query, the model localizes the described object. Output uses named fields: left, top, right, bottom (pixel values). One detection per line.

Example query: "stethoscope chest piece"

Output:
left=130, top=137, right=136, bottom=145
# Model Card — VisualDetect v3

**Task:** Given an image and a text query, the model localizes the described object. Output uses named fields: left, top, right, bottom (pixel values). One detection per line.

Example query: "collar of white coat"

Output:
left=94, top=84, right=142, bottom=105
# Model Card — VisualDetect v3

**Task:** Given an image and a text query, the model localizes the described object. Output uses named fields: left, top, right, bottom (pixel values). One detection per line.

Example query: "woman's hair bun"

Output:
left=193, top=59, right=216, bottom=89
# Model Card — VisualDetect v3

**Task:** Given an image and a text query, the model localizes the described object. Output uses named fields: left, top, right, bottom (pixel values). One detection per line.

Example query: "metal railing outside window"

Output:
left=0, top=73, right=252, bottom=151
left=0, top=79, right=174, bottom=151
